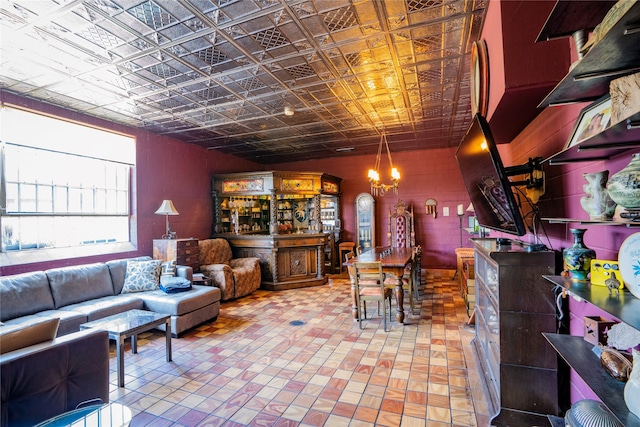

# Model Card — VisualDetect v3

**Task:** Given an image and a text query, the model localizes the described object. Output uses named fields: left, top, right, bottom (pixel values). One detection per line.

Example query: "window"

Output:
left=0, top=105, right=135, bottom=261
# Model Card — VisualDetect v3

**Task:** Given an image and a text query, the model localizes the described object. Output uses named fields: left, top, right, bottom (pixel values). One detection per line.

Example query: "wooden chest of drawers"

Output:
left=153, top=238, right=200, bottom=271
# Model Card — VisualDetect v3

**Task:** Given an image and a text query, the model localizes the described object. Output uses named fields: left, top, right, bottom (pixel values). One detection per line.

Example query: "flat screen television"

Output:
left=455, top=114, right=527, bottom=236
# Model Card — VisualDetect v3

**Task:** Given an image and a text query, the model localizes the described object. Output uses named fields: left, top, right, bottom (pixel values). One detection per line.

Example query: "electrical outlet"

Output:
left=443, top=207, right=450, bottom=216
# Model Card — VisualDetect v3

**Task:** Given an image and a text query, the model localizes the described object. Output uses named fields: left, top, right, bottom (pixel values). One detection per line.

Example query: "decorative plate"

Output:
left=470, top=39, right=489, bottom=117
left=619, top=232, right=640, bottom=298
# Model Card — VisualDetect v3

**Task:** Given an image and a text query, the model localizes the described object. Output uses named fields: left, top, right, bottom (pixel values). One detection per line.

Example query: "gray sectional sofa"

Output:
left=0, top=256, right=221, bottom=337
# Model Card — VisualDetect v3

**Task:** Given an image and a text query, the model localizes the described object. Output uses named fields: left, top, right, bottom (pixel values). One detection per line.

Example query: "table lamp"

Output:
left=155, top=200, right=179, bottom=239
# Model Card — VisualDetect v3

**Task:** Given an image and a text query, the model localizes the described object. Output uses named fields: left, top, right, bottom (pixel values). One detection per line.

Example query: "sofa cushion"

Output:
left=46, top=263, right=114, bottom=309
left=1, top=310, right=87, bottom=337
left=0, top=317, right=60, bottom=354
left=135, top=285, right=220, bottom=316
left=0, top=272, right=55, bottom=321
left=60, top=295, right=144, bottom=322
left=106, top=256, right=153, bottom=294
left=121, top=259, right=161, bottom=293
left=161, top=260, right=177, bottom=277
left=199, top=238, right=232, bottom=265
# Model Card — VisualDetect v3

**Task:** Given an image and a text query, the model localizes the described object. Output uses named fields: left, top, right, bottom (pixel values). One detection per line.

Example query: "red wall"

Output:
left=507, top=102, right=638, bottom=404
left=0, top=91, right=261, bottom=276
left=271, top=147, right=471, bottom=268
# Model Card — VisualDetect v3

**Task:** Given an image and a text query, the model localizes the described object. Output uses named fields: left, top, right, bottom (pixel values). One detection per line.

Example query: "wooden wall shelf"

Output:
left=539, top=2, right=640, bottom=107
left=543, top=275, right=640, bottom=426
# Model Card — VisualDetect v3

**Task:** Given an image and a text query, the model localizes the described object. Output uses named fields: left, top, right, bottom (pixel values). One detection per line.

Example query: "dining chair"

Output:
left=344, top=251, right=356, bottom=284
left=382, top=245, right=421, bottom=315
left=408, top=245, right=422, bottom=302
left=353, top=261, right=393, bottom=331
left=388, top=199, right=415, bottom=249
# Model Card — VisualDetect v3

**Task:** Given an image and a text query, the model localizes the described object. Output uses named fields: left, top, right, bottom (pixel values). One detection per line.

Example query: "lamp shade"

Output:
left=155, top=200, right=179, bottom=215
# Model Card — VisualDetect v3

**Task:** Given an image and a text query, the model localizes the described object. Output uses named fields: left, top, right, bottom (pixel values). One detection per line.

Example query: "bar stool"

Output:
left=338, top=241, right=356, bottom=273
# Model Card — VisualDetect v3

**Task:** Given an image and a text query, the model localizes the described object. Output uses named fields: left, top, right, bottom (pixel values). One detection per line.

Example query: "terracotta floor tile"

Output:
left=104, top=271, right=490, bottom=426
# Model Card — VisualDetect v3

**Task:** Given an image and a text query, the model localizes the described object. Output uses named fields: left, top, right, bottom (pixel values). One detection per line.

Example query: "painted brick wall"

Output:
left=508, top=101, right=638, bottom=405
left=271, top=146, right=471, bottom=268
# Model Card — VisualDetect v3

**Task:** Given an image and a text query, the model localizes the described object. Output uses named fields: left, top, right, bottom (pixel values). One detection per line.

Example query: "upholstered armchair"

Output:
left=198, top=238, right=261, bottom=301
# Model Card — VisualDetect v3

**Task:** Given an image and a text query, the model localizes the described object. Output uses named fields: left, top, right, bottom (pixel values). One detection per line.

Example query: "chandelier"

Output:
left=367, top=133, right=400, bottom=196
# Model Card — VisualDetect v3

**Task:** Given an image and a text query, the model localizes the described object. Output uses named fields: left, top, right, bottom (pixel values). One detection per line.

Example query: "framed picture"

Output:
left=565, top=95, right=612, bottom=149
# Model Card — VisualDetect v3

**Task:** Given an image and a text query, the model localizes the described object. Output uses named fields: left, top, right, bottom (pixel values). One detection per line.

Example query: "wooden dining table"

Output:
left=344, top=246, right=413, bottom=324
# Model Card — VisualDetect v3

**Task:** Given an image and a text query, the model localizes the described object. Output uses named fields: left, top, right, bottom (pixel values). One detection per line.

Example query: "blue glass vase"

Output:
left=563, top=228, right=596, bottom=282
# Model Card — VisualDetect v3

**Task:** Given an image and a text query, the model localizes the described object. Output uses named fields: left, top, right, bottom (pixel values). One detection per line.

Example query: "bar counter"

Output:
left=214, top=232, right=329, bottom=291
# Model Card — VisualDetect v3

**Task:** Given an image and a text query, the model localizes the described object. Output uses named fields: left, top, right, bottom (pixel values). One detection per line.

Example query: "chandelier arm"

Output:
left=384, top=133, right=394, bottom=169
left=375, top=133, right=383, bottom=171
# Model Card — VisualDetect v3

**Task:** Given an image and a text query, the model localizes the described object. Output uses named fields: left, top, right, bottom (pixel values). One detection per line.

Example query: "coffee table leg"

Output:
left=165, top=319, right=172, bottom=362
left=131, top=334, right=137, bottom=354
left=117, top=335, right=125, bottom=387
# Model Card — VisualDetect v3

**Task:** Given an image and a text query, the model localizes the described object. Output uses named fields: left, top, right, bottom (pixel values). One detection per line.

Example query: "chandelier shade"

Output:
left=367, top=133, right=400, bottom=196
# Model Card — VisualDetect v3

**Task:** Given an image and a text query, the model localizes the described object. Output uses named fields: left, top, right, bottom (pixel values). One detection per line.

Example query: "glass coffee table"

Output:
left=80, top=309, right=171, bottom=387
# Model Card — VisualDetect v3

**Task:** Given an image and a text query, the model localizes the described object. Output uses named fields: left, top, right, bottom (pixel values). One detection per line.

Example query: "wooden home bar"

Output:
left=210, top=171, right=342, bottom=291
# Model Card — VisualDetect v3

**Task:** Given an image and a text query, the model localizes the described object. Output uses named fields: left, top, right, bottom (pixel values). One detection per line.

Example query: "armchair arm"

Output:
left=200, top=263, right=234, bottom=300
left=228, top=257, right=260, bottom=270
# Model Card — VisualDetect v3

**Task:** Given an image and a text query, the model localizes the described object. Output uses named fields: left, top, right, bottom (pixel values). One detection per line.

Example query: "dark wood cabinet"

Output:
left=472, top=238, right=563, bottom=425
left=153, top=238, right=200, bottom=272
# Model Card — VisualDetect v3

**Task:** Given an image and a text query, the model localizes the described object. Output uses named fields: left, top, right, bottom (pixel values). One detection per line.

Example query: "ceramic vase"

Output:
left=624, top=348, right=640, bottom=419
left=607, top=153, right=640, bottom=210
left=580, top=170, right=617, bottom=220
left=563, top=228, right=596, bottom=282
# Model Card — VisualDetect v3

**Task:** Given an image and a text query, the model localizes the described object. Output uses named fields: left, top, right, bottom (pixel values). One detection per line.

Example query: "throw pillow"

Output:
left=159, top=276, right=192, bottom=294
left=0, top=317, right=60, bottom=355
left=161, top=259, right=177, bottom=277
left=121, top=259, right=161, bottom=293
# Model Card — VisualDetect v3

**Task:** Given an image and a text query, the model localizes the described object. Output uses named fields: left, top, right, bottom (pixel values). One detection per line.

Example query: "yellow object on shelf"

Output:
left=590, top=259, right=622, bottom=287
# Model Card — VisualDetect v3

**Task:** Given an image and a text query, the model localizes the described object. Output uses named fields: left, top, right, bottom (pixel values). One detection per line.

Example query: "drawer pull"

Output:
left=294, top=260, right=300, bottom=266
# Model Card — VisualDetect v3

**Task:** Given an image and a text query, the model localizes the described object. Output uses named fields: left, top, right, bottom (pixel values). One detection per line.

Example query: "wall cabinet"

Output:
left=472, top=238, right=563, bottom=426
left=218, top=197, right=270, bottom=233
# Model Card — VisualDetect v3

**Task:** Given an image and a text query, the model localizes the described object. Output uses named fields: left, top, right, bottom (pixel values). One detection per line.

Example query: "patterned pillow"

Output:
left=161, top=260, right=177, bottom=277
left=121, top=260, right=161, bottom=293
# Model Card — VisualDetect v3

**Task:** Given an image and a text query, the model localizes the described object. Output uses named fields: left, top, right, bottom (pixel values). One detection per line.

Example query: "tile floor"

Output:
left=109, top=269, right=493, bottom=427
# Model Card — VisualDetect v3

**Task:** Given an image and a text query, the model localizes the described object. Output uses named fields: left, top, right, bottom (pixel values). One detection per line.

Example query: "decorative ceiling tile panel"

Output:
left=127, top=0, right=176, bottom=30
left=0, top=0, right=487, bottom=164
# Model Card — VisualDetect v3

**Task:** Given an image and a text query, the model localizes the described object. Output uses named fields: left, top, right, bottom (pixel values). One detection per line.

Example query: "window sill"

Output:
left=0, top=242, right=137, bottom=268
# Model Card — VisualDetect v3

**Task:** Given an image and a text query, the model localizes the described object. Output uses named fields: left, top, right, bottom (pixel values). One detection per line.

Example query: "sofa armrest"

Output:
left=176, top=265, right=193, bottom=281
left=0, top=329, right=109, bottom=426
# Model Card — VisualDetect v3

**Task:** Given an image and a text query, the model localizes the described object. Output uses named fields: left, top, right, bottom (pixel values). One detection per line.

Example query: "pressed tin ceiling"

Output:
left=0, top=0, right=487, bottom=164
